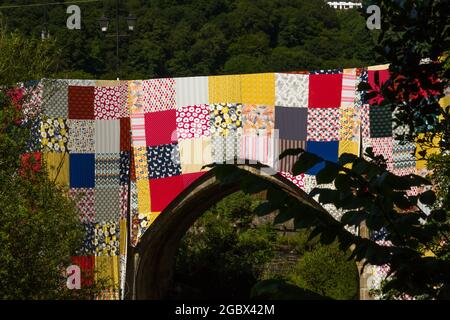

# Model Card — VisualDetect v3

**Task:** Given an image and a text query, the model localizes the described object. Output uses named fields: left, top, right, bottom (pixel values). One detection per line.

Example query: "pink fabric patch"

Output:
left=150, top=172, right=206, bottom=212
left=308, top=74, right=342, bottom=108
left=307, top=108, right=340, bottom=141
left=143, top=78, right=176, bottom=112
left=176, top=104, right=210, bottom=140
left=94, top=84, right=128, bottom=119
left=145, top=110, right=178, bottom=146
left=371, top=137, right=394, bottom=171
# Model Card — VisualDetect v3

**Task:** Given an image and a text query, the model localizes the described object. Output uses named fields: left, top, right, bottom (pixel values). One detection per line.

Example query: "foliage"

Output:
left=0, top=30, right=61, bottom=85
left=0, top=0, right=382, bottom=79
left=0, top=35, right=104, bottom=299
left=173, top=191, right=276, bottom=299
left=287, top=241, right=359, bottom=300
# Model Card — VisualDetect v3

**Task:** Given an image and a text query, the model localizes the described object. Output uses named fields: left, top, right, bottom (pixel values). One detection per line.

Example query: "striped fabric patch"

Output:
left=239, top=135, right=276, bottom=168
left=277, top=139, right=306, bottom=173
left=341, top=69, right=357, bottom=107
left=130, top=113, right=146, bottom=146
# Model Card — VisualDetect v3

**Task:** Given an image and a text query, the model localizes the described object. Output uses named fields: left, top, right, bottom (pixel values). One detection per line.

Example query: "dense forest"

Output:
left=0, top=0, right=384, bottom=79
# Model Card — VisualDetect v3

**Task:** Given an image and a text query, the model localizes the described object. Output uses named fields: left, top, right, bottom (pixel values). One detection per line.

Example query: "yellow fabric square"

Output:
left=339, top=141, right=359, bottom=170
left=95, top=256, right=119, bottom=289
left=119, top=218, right=127, bottom=256
left=43, top=152, right=69, bottom=187
left=149, top=212, right=161, bottom=225
left=208, top=75, right=241, bottom=103
left=133, top=146, right=149, bottom=180
left=241, top=73, right=275, bottom=105
left=339, top=141, right=359, bottom=156
left=416, top=133, right=441, bottom=171
left=137, top=179, right=151, bottom=215
left=179, top=137, right=212, bottom=174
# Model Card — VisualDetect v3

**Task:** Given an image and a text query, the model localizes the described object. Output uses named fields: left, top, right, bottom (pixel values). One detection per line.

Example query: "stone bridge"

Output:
left=17, top=64, right=423, bottom=299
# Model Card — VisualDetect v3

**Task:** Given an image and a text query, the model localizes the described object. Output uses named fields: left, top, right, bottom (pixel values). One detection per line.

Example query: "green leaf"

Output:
left=292, top=152, right=322, bottom=176
left=279, top=148, right=303, bottom=160
left=316, top=162, right=339, bottom=185
left=338, top=153, right=358, bottom=165
left=419, top=190, right=436, bottom=205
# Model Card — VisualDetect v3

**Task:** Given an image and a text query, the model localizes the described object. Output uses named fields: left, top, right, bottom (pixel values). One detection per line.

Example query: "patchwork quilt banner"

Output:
left=16, top=64, right=445, bottom=299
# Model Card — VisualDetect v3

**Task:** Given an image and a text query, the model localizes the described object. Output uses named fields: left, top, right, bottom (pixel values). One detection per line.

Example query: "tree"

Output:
left=0, top=32, right=104, bottom=299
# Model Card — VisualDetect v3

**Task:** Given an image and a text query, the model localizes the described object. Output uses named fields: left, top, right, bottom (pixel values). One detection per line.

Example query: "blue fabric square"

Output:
left=305, top=141, right=339, bottom=175
left=147, top=143, right=181, bottom=179
left=70, top=153, right=95, bottom=188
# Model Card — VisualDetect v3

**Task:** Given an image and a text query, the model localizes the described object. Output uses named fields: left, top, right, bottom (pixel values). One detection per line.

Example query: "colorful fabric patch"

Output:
left=210, top=103, right=243, bottom=137
left=305, top=141, right=339, bottom=175
left=95, top=120, right=120, bottom=153
left=130, top=113, right=146, bottom=147
left=145, top=109, right=178, bottom=146
left=78, top=223, right=95, bottom=255
left=94, top=221, right=120, bottom=256
left=143, top=78, right=176, bottom=112
left=279, top=172, right=305, bottom=189
left=211, top=133, right=240, bottom=164
left=175, top=76, right=208, bottom=107
left=120, top=117, right=131, bottom=151
left=278, top=139, right=306, bottom=173
left=241, top=73, right=275, bottom=105
left=42, top=79, right=68, bottom=118
left=392, top=141, right=416, bottom=175
left=275, top=106, right=307, bottom=140
left=67, top=120, right=95, bottom=153
left=95, top=188, right=121, bottom=223
left=119, top=151, right=130, bottom=185
left=127, top=80, right=144, bottom=114
left=20, top=152, right=42, bottom=177
left=70, top=153, right=95, bottom=188
left=242, top=105, right=274, bottom=136
left=176, top=104, right=210, bottom=140
left=275, top=73, right=309, bottom=108
left=370, top=105, right=392, bottom=138
left=40, top=117, right=68, bottom=152
left=239, top=135, right=276, bottom=168
left=71, top=256, right=95, bottom=287
left=43, top=152, right=70, bottom=186
left=310, top=68, right=343, bottom=75
left=21, top=81, right=43, bottom=122
left=95, top=153, right=120, bottom=188
left=119, top=185, right=128, bottom=219
left=208, top=75, right=241, bottom=104
left=94, top=83, right=128, bottom=120
left=26, top=118, right=41, bottom=152
left=69, top=188, right=95, bottom=223
left=68, top=86, right=95, bottom=119
left=338, top=140, right=359, bottom=158
left=371, top=137, right=394, bottom=171
left=150, top=172, right=206, bottom=212
left=308, top=74, right=342, bottom=108
left=133, top=146, right=149, bottom=181
left=339, top=107, right=359, bottom=141
left=178, top=137, right=212, bottom=174
left=307, top=108, right=340, bottom=141
left=340, top=69, right=357, bottom=107
left=147, top=143, right=181, bottom=179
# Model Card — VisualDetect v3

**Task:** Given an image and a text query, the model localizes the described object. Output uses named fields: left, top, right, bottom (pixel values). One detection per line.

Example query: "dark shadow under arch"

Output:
left=125, top=164, right=356, bottom=300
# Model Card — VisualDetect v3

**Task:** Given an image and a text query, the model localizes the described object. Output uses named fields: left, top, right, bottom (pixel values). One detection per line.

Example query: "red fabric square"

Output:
left=150, top=172, right=206, bottom=212
left=68, top=86, right=95, bottom=119
left=308, top=74, right=342, bottom=108
left=145, top=110, right=178, bottom=147
left=368, top=69, right=390, bottom=91
left=71, top=256, right=95, bottom=287
left=120, top=117, right=131, bottom=151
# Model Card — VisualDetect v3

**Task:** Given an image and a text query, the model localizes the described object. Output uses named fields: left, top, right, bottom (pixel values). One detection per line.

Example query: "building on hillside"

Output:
left=327, top=1, right=363, bottom=9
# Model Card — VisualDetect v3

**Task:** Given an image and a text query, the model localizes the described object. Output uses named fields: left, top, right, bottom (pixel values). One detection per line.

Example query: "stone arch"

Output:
left=125, top=165, right=366, bottom=300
